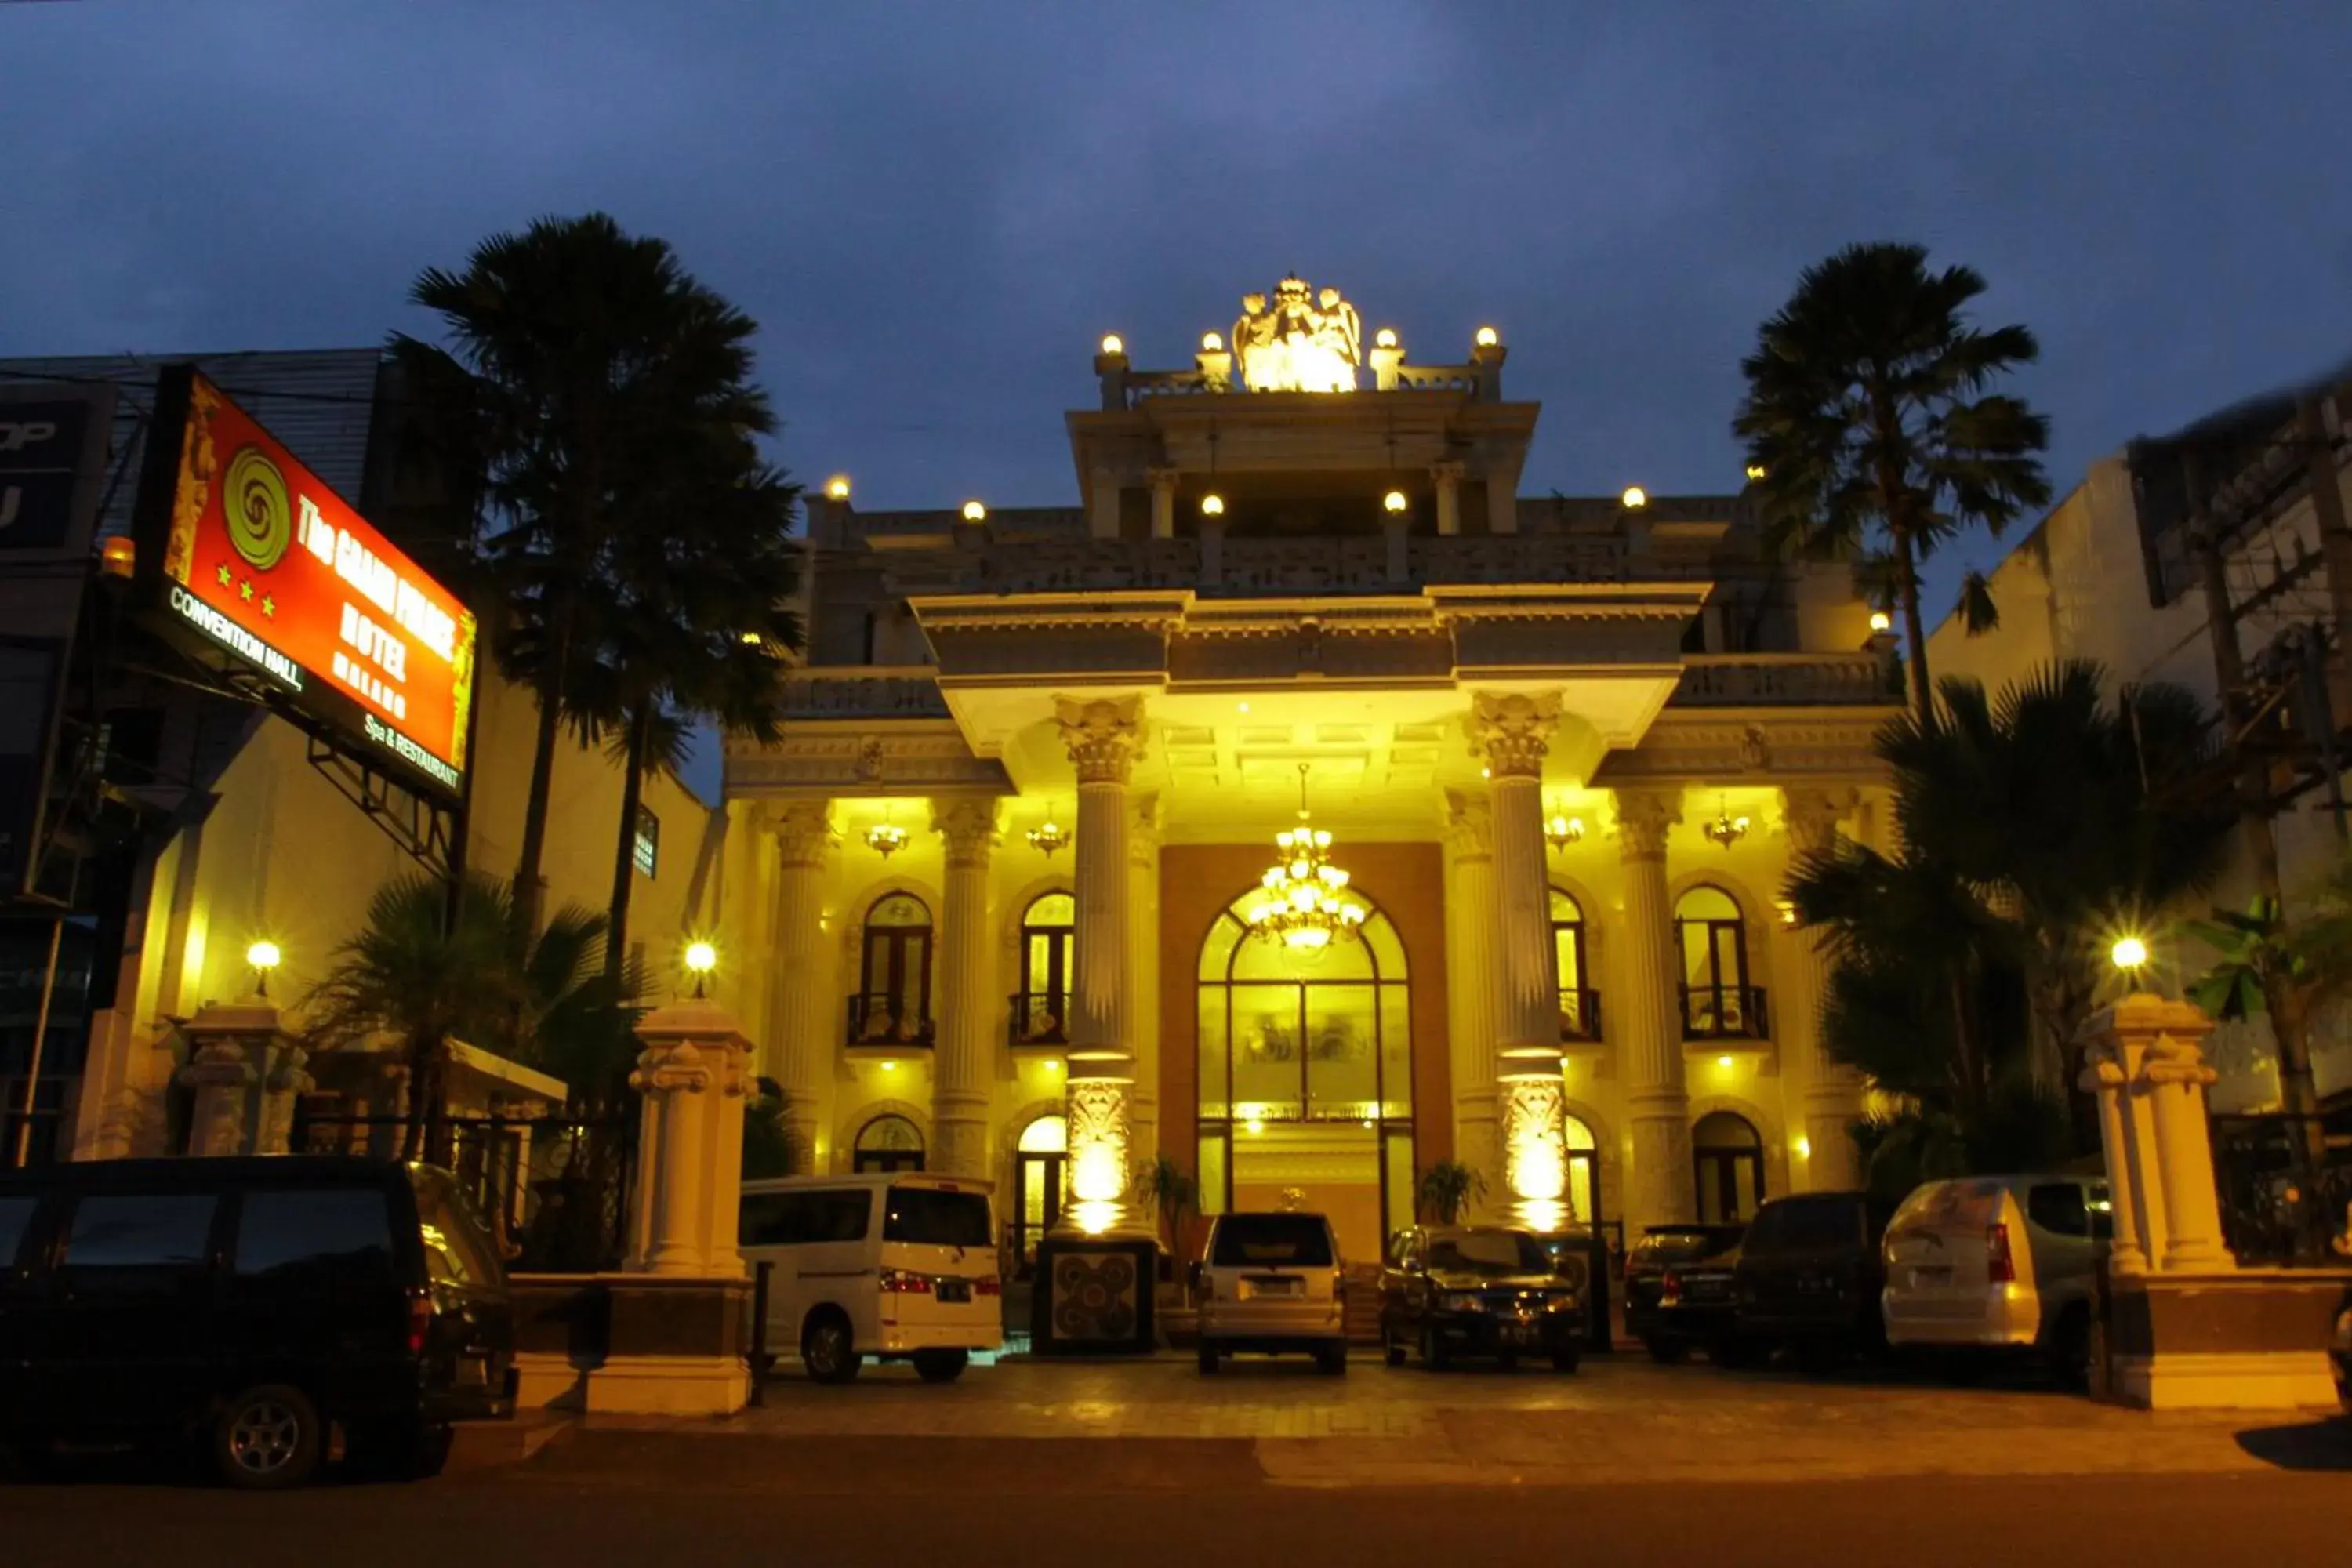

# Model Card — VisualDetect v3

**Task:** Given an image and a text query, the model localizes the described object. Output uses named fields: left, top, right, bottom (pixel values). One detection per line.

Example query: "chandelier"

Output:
left=1544, top=813, right=1584, bottom=853
left=1243, top=765, right=1367, bottom=952
left=1026, top=803, right=1069, bottom=858
left=1702, top=795, right=1750, bottom=851
left=864, top=808, right=908, bottom=858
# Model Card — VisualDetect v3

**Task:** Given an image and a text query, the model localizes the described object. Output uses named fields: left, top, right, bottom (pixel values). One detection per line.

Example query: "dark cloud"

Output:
left=8, top=0, right=2352, bottom=619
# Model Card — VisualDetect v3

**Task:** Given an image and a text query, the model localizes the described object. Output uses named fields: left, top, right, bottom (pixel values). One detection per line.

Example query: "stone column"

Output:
left=1781, top=786, right=1864, bottom=1191
left=1443, top=789, right=1503, bottom=1212
left=2078, top=993, right=2230, bottom=1274
left=1127, top=792, right=1163, bottom=1163
left=1056, top=695, right=1147, bottom=1234
left=1472, top=691, right=1568, bottom=1226
left=2143, top=1020, right=2232, bottom=1272
left=176, top=997, right=310, bottom=1157
left=1147, top=466, right=1178, bottom=540
left=1615, top=787, right=1693, bottom=1230
left=767, top=800, right=833, bottom=1174
left=628, top=999, right=754, bottom=1279
left=931, top=797, right=999, bottom=1179
left=1432, top=461, right=1464, bottom=538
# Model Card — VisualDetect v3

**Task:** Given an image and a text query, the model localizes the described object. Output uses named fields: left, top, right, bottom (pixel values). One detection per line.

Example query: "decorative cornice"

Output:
left=1613, top=788, right=1681, bottom=860
left=1468, top=690, right=1562, bottom=779
left=1055, top=694, right=1147, bottom=785
left=768, top=800, right=836, bottom=867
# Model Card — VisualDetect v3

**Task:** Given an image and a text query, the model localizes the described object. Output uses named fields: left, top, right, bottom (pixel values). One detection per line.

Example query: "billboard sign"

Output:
left=133, top=368, right=477, bottom=800
left=0, top=389, right=111, bottom=557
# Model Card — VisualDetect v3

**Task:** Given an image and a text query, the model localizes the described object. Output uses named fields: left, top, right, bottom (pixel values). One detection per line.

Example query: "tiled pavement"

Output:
left=571, top=1353, right=2352, bottom=1486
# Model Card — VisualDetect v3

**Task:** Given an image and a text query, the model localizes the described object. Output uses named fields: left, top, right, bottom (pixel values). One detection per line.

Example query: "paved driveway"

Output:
left=584, top=1352, right=2351, bottom=1486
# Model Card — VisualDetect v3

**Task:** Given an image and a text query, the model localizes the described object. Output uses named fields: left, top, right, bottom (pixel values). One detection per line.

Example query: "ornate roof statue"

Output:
left=1232, top=274, right=1361, bottom=393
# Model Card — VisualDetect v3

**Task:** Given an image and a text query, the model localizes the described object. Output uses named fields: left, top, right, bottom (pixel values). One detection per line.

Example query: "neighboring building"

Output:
left=1929, top=372, right=2352, bottom=1112
left=710, top=279, right=1904, bottom=1264
left=0, top=350, right=717, bottom=1167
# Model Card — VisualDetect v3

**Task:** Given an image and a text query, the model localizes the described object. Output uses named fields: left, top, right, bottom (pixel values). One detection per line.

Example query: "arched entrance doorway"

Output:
left=1195, top=890, right=1412, bottom=1265
left=1693, top=1110, right=1764, bottom=1223
left=852, top=1112, right=925, bottom=1174
left=1010, top=1113, right=1065, bottom=1274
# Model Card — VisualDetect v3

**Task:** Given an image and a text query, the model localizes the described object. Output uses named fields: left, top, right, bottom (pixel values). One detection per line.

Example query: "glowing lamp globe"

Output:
left=1474, top=325, right=1500, bottom=348
left=824, top=474, right=851, bottom=500
left=1869, top=611, right=1893, bottom=633
left=1621, top=485, right=1648, bottom=510
left=1382, top=490, right=1408, bottom=514
left=961, top=499, right=986, bottom=523
left=2111, top=935, right=2150, bottom=971
left=1099, top=333, right=1125, bottom=357
left=1200, top=331, right=1223, bottom=351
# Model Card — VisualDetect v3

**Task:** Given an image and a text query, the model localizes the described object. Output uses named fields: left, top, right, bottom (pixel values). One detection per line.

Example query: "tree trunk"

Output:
left=604, top=702, right=654, bottom=989
left=1896, top=531, right=1935, bottom=729
left=512, top=665, right=565, bottom=952
left=401, top=1032, right=433, bottom=1162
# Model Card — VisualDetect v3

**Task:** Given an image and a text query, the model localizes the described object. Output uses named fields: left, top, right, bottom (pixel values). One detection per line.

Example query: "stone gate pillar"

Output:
left=177, top=997, right=310, bottom=1157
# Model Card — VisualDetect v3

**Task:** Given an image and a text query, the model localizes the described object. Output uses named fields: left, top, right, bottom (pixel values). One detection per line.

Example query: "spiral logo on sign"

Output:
left=221, top=444, right=291, bottom=572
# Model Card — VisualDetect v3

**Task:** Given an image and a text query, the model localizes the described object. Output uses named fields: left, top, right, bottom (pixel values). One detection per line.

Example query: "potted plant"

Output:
left=1133, top=1156, right=1202, bottom=1343
left=1416, top=1160, right=1487, bottom=1225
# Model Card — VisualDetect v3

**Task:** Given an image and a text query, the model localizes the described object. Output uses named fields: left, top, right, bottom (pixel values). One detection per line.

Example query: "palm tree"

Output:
left=398, top=213, right=777, bottom=946
left=1736, top=241, right=2052, bottom=727
left=303, top=873, right=611, bottom=1160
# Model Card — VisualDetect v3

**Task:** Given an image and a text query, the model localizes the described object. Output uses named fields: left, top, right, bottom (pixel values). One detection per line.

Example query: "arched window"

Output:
left=852, top=1112, right=925, bottom=1174
left=1692, top=1110, right=1765, bottom=1223
left=1675, top=885, right=1761, bottom=1039
left=1552, top=887, right=1598, bottom=1041
left=1010, top=1114, right=1066, bottom=1272
left=1013, top=891, right=1075, bottom=1045
left=852, top=892, right=934, bottom=1046
left=1564, top=1112, right=1600, bottom=1229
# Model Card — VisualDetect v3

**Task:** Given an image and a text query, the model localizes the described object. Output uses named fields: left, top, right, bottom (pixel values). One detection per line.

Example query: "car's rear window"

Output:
left=409, top=1171, right=503, bottom=1289
left=0, top=1196, right=36, bottom=1269
left=1634, top=1229, right=1739, bottom=1265
left=1212, top=1214, right=1334, bottom=1267
left=234, top=1188, right=396, bottom=1285
left=1762, top=1198, right=1860, bottom=1251
left=884, top=1186, right=992, bottom=1248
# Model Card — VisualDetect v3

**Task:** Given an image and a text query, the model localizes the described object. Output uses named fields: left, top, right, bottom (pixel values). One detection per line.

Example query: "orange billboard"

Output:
left=137, top=369, right=477, bottom=798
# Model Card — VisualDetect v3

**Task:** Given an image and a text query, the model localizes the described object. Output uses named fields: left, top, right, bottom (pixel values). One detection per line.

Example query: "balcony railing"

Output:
left=1671, top=653, right=1900, bottom=708
left=936, top=533, right=1641, bottom=597
left=1679, top=984, right=1769, bottom=1041
left=1008, top=989, right=1069, bottom=1047
left=782, top=668, right=950, bottom=721
left=1559, top=988, right=1604, bottom=1044
left=846, top=993, right=934, bottom=1049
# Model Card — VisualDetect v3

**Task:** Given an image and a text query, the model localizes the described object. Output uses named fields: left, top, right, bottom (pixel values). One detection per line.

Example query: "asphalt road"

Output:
left=4, top=1439, right=2345, bottom=1568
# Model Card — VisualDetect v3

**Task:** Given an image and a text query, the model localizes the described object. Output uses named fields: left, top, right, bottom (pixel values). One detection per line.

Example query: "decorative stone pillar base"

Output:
left=509, top=1273, right=754, bottom=1416
left=1030, top=1234, right=1158, bottom=1355
left=176, top=997, right=310, bottom=1157
left=2105, top=1269, right=2352, bottom=1410
left=628, top=1000, right=754, bottom=1279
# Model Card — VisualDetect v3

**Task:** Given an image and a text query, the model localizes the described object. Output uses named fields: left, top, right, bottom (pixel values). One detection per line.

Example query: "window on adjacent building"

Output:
left=633, top=805, right=660, bottom=878
left=1675, top=885, right=1757, bottom=1038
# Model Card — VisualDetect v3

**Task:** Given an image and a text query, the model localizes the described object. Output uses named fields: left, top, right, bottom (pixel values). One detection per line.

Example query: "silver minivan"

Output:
left=1881, top=1174, right=2111, bottom=1382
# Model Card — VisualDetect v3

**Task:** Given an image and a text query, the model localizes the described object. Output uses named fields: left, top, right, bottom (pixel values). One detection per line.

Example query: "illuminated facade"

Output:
left=714, top=284, right=1904, bottom=1262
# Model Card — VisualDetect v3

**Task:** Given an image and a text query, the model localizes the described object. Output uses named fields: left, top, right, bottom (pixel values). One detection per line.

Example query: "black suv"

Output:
left=1624, top=1224, right=1744, bottom=1359
left=1378, top=1225, right=1584, bottom=1372
left=1730, top=1191, right=1893, bottom=1370
left=0, top=1156, right=515, bottom=1487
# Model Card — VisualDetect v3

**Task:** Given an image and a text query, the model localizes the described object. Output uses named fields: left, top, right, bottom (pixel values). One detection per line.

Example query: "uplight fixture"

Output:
left=1544, top=814, right=1585, bottom=853
left=1702, top=796, right=1750, bottom=851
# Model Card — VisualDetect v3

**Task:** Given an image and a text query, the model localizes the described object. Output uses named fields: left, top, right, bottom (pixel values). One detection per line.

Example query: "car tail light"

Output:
left=1987, top=1223, right=2016, bottom=1284
left=879, top=1268, right=934, bottom=1294
left=1661, top=1272, right=1683, bottom=1307
left=406, top=1289, right=432, bottom=1356
left=975, top=1275, right=1003, bottom=1297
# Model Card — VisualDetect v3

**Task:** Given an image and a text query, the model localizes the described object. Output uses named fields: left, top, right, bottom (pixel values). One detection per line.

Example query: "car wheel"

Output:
left=1316, top=1343, right=1348, bottom=1377
left=213, top=1383, right=322, bottom=1490
left=803, top=1314, right=862, bottom=1385
left=1383, top=1327, right=1407, bottom=1367
left=1197, top=1342, right=1221, bottom=1375
left=1421, top=1323, right=1451, bottom=1372
left=1552, top=1348, right=1581, bottom=1374
left=913, top=1349, right=969, bottom=1385
left=2045, top=1305, right=2092, bottom=1392
left=1644, top=1335, right=1688, bottom=1365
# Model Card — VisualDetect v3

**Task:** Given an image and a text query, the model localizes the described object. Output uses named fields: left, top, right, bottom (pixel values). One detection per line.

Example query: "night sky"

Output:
left=9, top=1, right=2352, bottom=624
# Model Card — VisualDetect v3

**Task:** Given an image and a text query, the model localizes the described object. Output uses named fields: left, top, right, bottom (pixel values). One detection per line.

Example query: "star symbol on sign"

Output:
left=260, top=593, right=276, bottom=619
left=216, top=563, right=232, bottom=587
left=238, top=579, right=254, bottom=603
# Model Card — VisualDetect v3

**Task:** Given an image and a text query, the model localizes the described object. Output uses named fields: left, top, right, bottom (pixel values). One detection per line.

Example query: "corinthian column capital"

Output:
left=1613, top=788, right=1681, bottom=861
left=765, top=799, right=835, bottom=867
left=931, top=797, right=1000, bottom=866
left=1054, top=695, right=1147, bottom=785
left=1443, top=787, right=1494, bottom=858
left=1780, top=786, right=1857, bottom=859
left=1468, top=691, right=1563, bottom=779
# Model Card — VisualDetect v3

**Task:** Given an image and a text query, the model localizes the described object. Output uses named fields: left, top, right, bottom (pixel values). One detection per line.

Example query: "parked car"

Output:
left=1192, top=1211, right=1348, bottom=1374
left=1528, top=1225, right=1607, bottom=1349
left=0, top=1156, right=514, bottom=1490
left=1624, top=1224, right=1744, bottom=1359
left=2331, top=1288, right=2352, bottom=1414
left=1650, top=1247, right=1751, bottom=1364
left=739, top=1173, right=1001, bottom=1385
left=1881, top=1174, right=2111, bottom=1384
left=1732, top=1192, right=1893, bottom=1370
left=1378, top=1225, right=1584, bottom=1373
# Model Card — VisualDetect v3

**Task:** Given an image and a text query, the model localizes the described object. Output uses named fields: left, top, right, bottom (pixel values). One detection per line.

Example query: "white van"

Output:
left=1881, top=1174, right=2110, bottom=1382
left=739, top=1174, right=1002, bottom=1384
